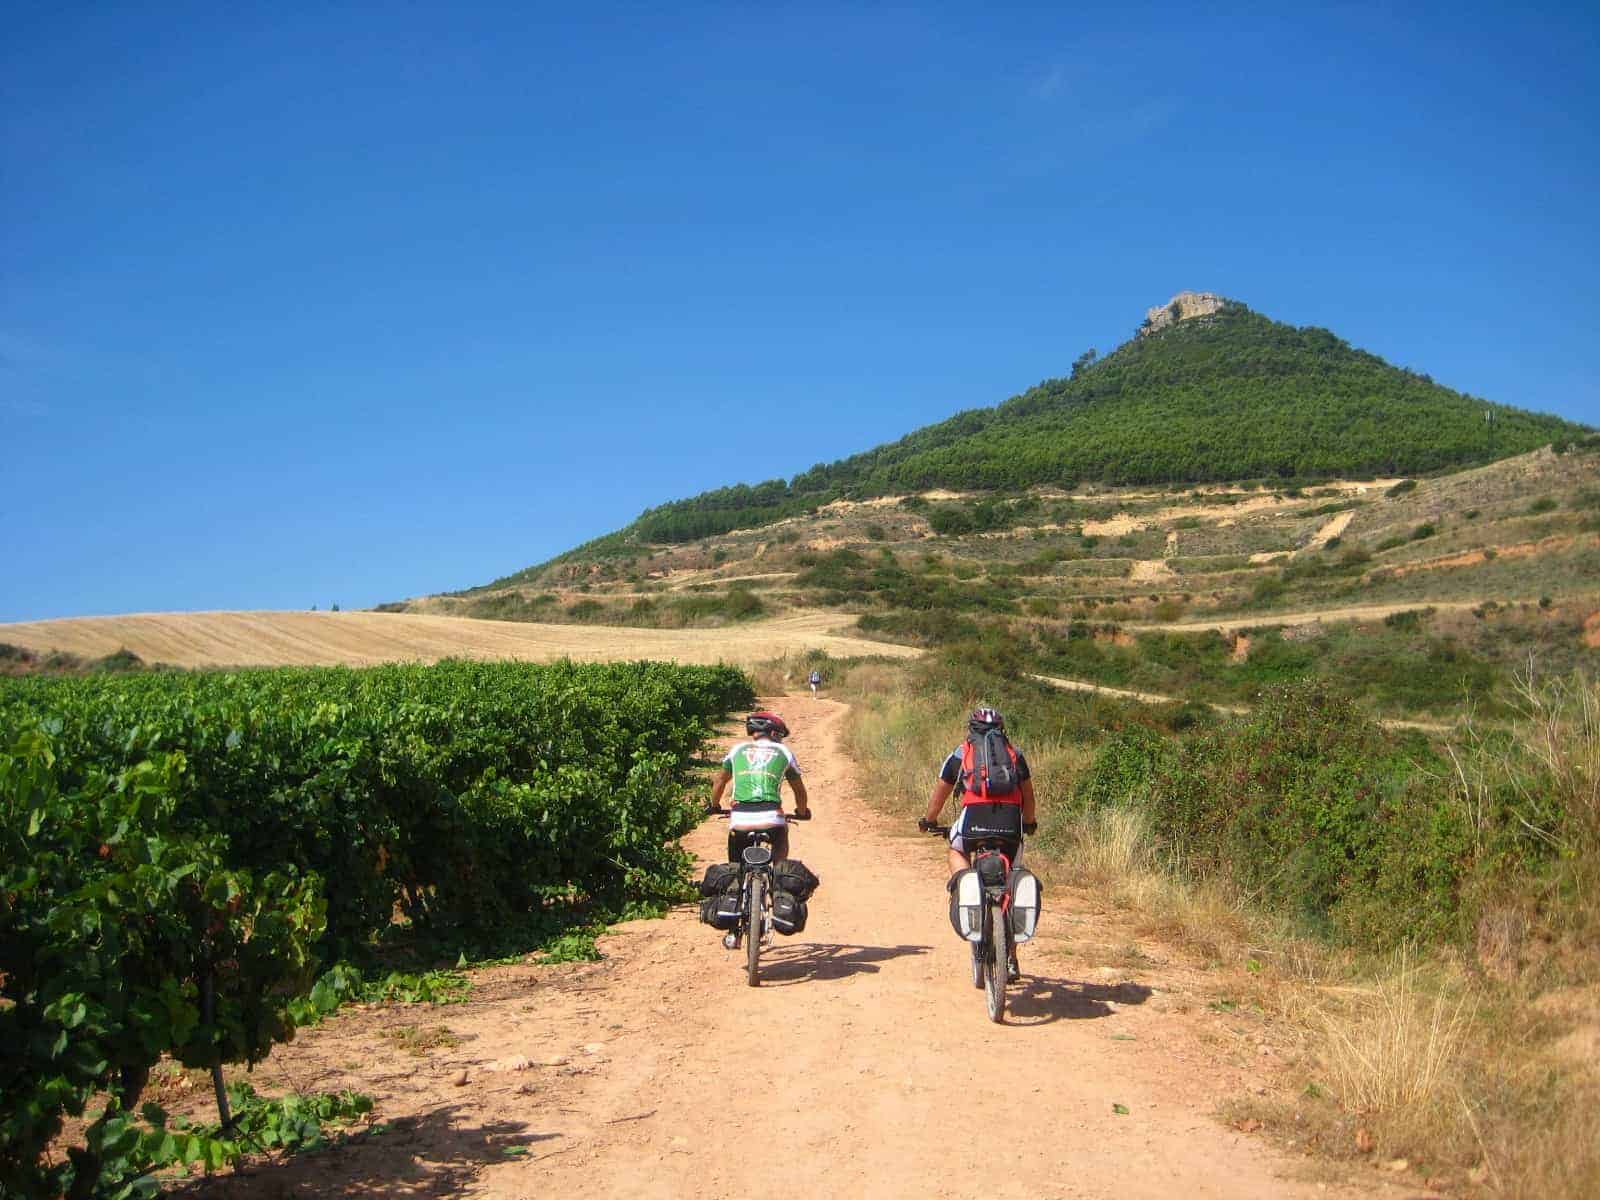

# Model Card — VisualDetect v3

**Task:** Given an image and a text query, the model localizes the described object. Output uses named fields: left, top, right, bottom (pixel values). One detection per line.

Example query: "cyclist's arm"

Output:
left=788, top=772, right=809, bottom=817
left=1020, top=778, right=1036, bottom=826
left=923, top=778, right=955, bottom=826
left=709, top=766, right=733, bottom=809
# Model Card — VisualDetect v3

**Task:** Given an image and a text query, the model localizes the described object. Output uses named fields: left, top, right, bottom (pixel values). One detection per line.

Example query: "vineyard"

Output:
left=0, top=659, right=753, bottom=1198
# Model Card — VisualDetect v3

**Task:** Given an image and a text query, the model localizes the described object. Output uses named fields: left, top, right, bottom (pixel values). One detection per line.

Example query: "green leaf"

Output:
left=1112, top=1103, right=1130, bottom=1115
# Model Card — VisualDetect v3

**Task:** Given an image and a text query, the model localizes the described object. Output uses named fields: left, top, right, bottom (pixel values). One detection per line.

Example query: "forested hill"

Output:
left=518, top=298, right=1588, bottom=565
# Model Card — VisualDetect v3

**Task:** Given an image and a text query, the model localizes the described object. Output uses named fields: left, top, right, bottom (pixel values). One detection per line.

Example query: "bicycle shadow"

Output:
left=756, top=942, right=932, bottom=985
left=1002, top=975, right=1154, bottom=1026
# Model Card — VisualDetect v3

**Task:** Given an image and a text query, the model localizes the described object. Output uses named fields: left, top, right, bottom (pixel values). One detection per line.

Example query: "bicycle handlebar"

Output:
left=707, top=806, right=813, bottom=821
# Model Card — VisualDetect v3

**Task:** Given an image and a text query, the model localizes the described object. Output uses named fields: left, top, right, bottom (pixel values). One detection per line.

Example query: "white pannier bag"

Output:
left=1008, top=869, right=1042, bottom=943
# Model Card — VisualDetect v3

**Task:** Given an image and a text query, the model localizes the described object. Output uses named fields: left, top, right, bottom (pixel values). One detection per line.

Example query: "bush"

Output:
left=1411, top=523, right=1437, bottom=540
left=1077, top=683, right=1464, bottom=943
left=1386, top=479, right=1418, bottom=498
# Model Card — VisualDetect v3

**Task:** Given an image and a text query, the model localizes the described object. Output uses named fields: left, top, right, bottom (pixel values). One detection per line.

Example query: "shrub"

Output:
left=1410, top=523, right=1437, bottom=540
left=1083, top=683, right=1464, bottom=943
left=1386, top=479, right=1418, bottom=498
left=1528, top=496, right=1558, bottom=514
left=1251, top=576, right=1287, bottom=605
left=1383, top=608, right=1431, bottom=631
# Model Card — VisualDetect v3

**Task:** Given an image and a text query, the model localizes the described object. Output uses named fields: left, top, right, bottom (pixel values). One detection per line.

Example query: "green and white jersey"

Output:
left=722, top=739, right=802, bottom=807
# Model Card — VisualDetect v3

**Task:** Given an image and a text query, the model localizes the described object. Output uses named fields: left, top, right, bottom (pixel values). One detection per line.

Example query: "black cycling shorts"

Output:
left=729, top=825, right=789, bottom=864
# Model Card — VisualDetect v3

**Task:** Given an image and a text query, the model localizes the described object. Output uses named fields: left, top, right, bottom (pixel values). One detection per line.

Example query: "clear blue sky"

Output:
left=3, top=1, right=1595, bottom=621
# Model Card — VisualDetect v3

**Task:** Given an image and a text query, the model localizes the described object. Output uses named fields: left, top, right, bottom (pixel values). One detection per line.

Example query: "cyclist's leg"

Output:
left=947, top=811, right=971, bottom=878
left=772, top=824, right=790, bottom=861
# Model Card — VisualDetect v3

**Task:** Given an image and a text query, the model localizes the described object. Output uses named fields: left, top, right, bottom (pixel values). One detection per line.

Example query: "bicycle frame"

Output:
left=733, top=828, right=779, bottom=986
left=967, top=836, right=1018, bottom=1022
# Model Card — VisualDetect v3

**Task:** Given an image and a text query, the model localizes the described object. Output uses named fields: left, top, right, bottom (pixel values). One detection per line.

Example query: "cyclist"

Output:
left=710, top=711, right=809, bottom=862
left=919, top=706, right=1037, bottom=879
left=808, top=668, right=822, bottom=698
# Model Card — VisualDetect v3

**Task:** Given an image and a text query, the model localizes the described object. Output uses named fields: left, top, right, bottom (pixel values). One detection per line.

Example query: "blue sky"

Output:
left=3, top=1, right=1596, bottom=621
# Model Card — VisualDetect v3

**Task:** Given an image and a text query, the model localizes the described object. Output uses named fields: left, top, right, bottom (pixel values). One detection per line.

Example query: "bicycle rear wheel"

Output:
left=745, top=873, right=764, bottom=987
left=984, top=901, right=1008, bottom=1023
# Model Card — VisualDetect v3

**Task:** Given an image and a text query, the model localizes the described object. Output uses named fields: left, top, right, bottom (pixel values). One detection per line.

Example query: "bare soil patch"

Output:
left=1128, top=559, right=1176, bottom=584
left=1382, top=535, right=1585, bottom=581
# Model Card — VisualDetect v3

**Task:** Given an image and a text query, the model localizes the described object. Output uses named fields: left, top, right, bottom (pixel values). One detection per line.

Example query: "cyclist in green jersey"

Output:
left=709, top=711, right=809, bottom=862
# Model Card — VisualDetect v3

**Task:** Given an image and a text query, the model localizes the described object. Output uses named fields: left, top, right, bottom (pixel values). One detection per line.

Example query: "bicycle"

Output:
left=920, top=820, right=1037, bottom=1023
left=712, top=807, right=811, bottom=986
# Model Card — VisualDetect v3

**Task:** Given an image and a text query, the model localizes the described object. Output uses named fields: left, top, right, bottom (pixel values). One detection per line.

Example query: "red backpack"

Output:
left=959, top=730, right=1021, bottom=805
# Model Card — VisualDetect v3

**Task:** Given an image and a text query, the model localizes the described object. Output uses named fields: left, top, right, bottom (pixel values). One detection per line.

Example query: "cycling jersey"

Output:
left=722, top=739, right=802, bottom=807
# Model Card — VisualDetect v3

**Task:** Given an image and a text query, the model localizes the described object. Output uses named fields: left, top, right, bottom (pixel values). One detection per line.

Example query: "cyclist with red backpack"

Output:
left=918, top=707, right=1037, bottom=878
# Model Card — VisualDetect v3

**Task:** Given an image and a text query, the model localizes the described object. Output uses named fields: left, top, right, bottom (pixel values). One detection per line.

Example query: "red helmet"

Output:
left=746, top=711, right=790, bottom=740
left=968, top=706, right=1004, bottom=735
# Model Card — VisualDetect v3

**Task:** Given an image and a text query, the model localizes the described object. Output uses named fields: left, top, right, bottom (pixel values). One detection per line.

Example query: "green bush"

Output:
left=0, top=660, right=754, bottom=1194
left=1076, top=683, right=1463, bottom=943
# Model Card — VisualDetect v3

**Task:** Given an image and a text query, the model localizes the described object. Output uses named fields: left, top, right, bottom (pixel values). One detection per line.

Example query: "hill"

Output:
left=492, top=293, right=1586, bottom=581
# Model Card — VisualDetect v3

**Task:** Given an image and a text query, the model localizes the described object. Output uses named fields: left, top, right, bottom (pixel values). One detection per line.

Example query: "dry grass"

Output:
left=1309, top=955, right=1476, bottom=1116
left=380, top=1024, right=461, bottom=1057
left=839, top=665, right=1600, bottom=1198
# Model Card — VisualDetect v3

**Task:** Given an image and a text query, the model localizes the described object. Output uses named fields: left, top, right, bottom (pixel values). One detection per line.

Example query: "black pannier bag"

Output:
left=699, top=862, right=740, bottom=897
left=771, top=890, right=808, bottom=935
left=700, top=893, right=741, bottom=930
left=771, top=859, right=820, bottom=901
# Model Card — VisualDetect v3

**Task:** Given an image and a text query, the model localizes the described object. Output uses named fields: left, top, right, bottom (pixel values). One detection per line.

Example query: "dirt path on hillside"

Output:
left=1130, top=599, right=1497, bottom=635
left=1030, top=673, right=1453, bottom=734
left=0, top=610, right=916, bottom=670
left=183, top=697, right=1394, bottom=1200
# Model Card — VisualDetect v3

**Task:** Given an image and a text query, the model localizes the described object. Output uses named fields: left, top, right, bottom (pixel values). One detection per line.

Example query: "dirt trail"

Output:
left=1129, top=599, right=1497, bottom=635
left=1030, top=673, right=1453, bottom=734
left=193, top=697, right=1386, bottom=1199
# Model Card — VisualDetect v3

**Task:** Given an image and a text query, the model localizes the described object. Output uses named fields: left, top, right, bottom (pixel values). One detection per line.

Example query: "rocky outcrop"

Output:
left=1141, top=291, right=1228, bottom=336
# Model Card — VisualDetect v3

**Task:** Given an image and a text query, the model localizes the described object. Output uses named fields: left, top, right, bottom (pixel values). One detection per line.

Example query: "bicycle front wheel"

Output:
left=984, top=901, right=1009, bottom=1023
left=745, top=873, right=764, bottom=987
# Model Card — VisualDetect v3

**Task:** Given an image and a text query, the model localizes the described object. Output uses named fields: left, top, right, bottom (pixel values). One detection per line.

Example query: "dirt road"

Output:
left=1128, top=599, right=1496, bottom=635
left=192, top=696, right=1385, bottom=1199
left=1029, top=672, right=1454, bottom=733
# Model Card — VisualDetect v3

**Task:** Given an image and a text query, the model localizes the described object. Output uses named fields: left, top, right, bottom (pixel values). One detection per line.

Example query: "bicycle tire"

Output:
left=745, top=873, right=764, bottom=987
left=984, top=900, right=1008, bottom=1022
left=970, top=941, right=984, bottom=989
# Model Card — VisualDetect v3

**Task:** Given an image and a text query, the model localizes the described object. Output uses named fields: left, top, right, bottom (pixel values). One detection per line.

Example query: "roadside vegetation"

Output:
left=830, top=644, right=1600, bottom=1197
left=0, top=659, right=753, bottom=1197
